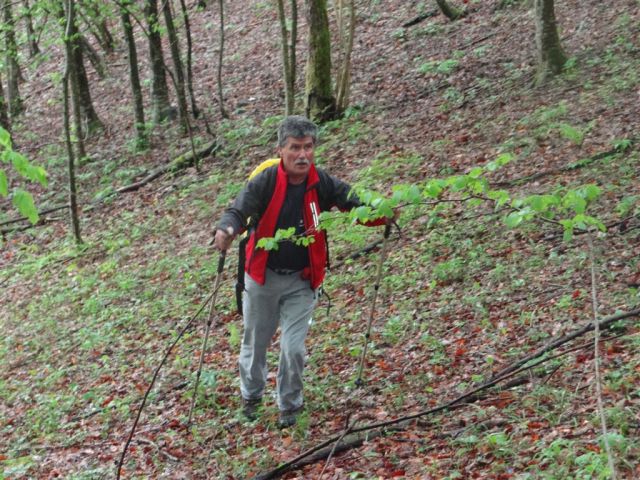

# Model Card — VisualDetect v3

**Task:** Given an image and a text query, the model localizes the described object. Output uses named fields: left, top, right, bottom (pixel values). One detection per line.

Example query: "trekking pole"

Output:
left=116, top=262, right=224, bottom=480
left=187, top=250, right=227, bottom=426
left=355, top=221, right=392, bottom=387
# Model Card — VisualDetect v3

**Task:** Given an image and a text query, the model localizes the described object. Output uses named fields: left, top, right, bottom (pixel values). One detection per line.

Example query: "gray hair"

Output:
left=277, top=116, right=318, bottom=147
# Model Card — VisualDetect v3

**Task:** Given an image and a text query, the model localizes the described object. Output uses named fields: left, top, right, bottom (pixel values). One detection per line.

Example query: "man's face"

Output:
left=279, top=136, right=314, bottom=181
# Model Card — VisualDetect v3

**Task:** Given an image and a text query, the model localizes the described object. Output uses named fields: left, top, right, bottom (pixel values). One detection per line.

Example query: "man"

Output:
left=214, top=115, right=388, bottom=427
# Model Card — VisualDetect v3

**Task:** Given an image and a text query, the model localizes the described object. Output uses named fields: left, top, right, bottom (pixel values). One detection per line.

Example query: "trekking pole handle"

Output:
left=217, top=250, right=227, bottom=274
left=383, top=222, right=392, bottom=239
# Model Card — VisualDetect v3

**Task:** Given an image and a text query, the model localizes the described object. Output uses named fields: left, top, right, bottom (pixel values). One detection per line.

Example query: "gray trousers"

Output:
left=240, top=269, right=317, bottom=411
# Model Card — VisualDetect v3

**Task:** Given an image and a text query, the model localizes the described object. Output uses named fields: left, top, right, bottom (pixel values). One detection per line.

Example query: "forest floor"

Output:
left=1, top=0, right=640, bottom=478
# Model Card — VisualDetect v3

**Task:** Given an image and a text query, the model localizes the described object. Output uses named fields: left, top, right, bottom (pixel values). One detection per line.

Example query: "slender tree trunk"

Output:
left=0, top=73, right=10, bottom=131
left=162, top=0, right=188, bottom=131
left=77, top=6, right=112, bottom=54
left=216, top=0, right=228, bottom=118
left=3, top=0, right=23, bottom=117
left=335, top=0, right=355, bottom=114
left=290, top=0, right=297, bottom=98
left=55, top=0, right=102, bottom=134
left=276, top=0, right=298, bottom=115
left=305, top=0, right=335, bottom=122
left=72, top=32, right=102, bottom=133
left=434, top=0, right=464, bottom=21
left=120, top=1, right=147, bottom=149
left=178, top=0, right=198, bottom=117
left=22, top=0, right=40, bottom=57
left=79, top=34, right=106, bottom=78
left=63, top=0, right=83, bottom=245
left=534, top=0, right=567, bottom=85
left=145, top=0, right=171, bottom=123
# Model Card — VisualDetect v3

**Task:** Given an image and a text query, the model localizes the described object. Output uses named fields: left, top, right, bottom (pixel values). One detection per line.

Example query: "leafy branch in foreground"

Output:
left=0, top=126, right=48, bottom=224
left=256, top=151, right=626, bottom=251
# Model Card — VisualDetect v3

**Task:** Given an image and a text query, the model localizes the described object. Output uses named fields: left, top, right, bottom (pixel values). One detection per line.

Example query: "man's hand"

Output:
left=213, top=226, right=236, bottom=251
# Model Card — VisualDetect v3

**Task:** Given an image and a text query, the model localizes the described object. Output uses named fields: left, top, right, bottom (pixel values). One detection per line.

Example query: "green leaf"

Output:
left=12, top=189, right=39, bottom=224
left=487, top=189, right=510, bottom=207
left=29, top=165, right=48, bottom=187
left=504, top=211, right=524, bottom=228
left=423, top=179, right=445, bottom=198
left=256, top=237, right=278, bottom=251
left=486, top=152, right=514, bottom=171
left=353, top=205, right=372, bottom=223
left=560, top=219, right=574, bottom=242
left=563, top=191, right=587, bottom=214
left=448, top=175, right=470, bottom=191
left=10, top=151, right=30, bottom=178
left=468, top=167, right=483, bottom=178
left=0, top=126, right=11, bottom=149
left=0, top=169, right=7, bottom=196
left=580, top=184, right=601, bottom=203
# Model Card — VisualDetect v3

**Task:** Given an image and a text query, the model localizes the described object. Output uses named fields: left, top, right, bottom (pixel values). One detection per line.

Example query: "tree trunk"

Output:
left=534, top=0, right=567, bottom=85
left=63, top=0, right=83, bottom=245
left=434, top=0, right=464, bottom=21
left=77, top=4, right=114, bottom=54
left=305, top=0, right=335, bottom=122
left=22, top=0, right=41, bottom=57
left=145, top=0, right=171, bottom=124
left=54, top=0, right=102, bottom=133
left=79, top=34, right=106, bottom=78
left=162, top=0, right=188, bottom=131
left=120, top=1, right=147, bottom=149
left=177, top=0, right=198, bottom=118
left=71, top=27, right=102, bottom=133
left=3, top=0, right=23, bottom=117
left=0, top=73, right=10, bottom=131
left=335, top=0, right=355, bottom=115
left=216, top=0, right=228, bottom=118
left=276, top=0, right=298, bottom=115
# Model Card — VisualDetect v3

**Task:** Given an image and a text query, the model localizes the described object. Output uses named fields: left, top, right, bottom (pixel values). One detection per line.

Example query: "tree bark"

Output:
left=22, top=0, right=41, bottom=57
left=335, top=0, right=355, bottom=114
left=534, top=0, right=567, bottom=85
left=162, top=0, right=188, bottom=131
left=434, top=0, right=464, bottom=21
left=77, top=3, right=114, bottom=54
left=63, top=0, right=83, bottom=245
left=276, top=0, right=298, bottom=115
left=177, top=0, right=198, bottom=117
left=0, top=73, right=10, bottom=131
left=216, top=0, right=228, bottom=118
left=3, top=0, right=23, bottom=117
left=69, top=20, right=102, bottom=133
left=305, top=0, right=335, bottom=122
left=79, top=34, right=107, bottom=78
left=145, top=0, right=171, bottom=123
left=120, top=0, right=147, bottom=149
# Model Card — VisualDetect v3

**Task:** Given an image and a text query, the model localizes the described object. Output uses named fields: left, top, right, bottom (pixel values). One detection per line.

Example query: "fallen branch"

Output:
left=401, top=9, right=437, bottom=28
left=492, top=140, right=636, bottom=188
left=489, top=307, right=640, bottom=381
left=249, top=307, right=640, bottom=480
left=114, top=140, right=220, bottom=194
left=0, top=141, right=221, bottom=234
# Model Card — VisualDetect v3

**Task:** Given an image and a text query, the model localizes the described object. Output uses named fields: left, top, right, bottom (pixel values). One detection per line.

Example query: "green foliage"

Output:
left=417, top=58, right=460, bottom=75
left=0, top=127, right=47, bottom=224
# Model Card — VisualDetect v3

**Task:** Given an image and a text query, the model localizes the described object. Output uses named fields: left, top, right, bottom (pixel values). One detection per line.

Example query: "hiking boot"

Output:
left=241, top=397, right=262, bottom=421
left=278, top=405, right=303, bottom=428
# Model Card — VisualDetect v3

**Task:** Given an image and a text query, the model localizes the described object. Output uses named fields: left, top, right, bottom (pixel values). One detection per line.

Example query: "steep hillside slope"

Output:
left=1, top=0, right=639, bottom=478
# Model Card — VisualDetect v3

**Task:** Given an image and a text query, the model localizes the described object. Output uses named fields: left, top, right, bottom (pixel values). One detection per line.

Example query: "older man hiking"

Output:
left=214, top=115, right=389, bottom=427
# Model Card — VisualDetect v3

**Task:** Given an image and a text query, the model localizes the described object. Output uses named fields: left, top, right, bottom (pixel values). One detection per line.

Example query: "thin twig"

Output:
left=319, top=414, right=356, bottom=479
left=587, top=232, right=617, bottom=479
